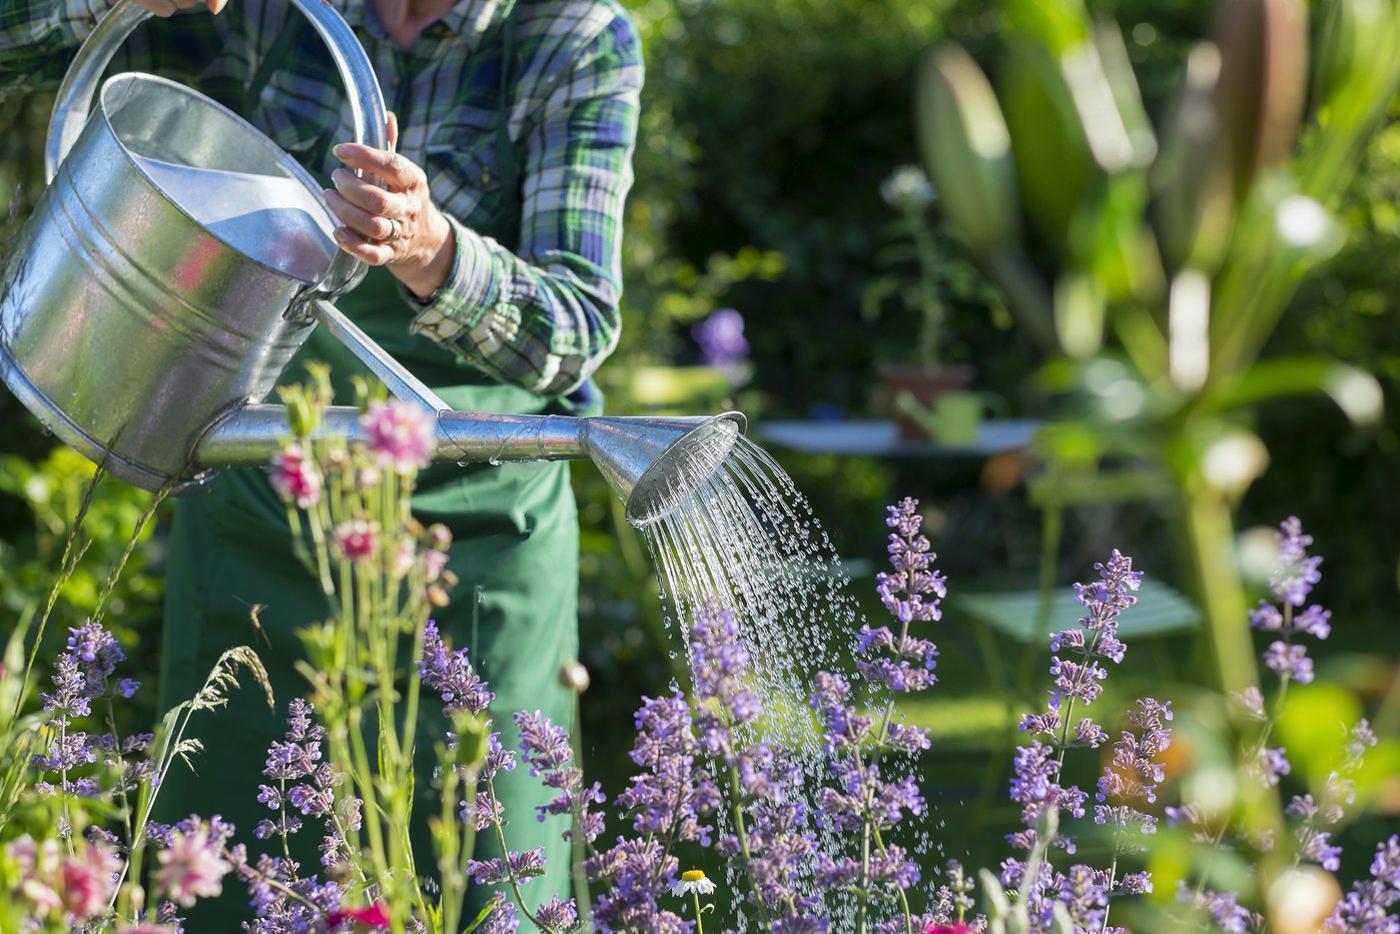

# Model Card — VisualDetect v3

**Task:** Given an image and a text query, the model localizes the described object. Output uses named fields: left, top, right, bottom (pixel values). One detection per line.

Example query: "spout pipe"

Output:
left=194, top=404, right=746, bottom=527
left=195, top=404, right=588, bottom=468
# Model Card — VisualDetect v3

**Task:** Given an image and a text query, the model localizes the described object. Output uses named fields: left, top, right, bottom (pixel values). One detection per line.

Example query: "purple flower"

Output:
left=874, top=498, right=947, bottom=629
left=690, top=604, right=762, bottom=762
left=589, top=837, right=685, bottom=933
left=1252, top=518, right=1331, bottom=689
left=1325, top=836, right=1400, bottom=933
left=534, top=895, right=578, bottom=930
left=1007, top=741, right=1085, bottom=843
left=693, top=307, right=750, bottom=368
left=514, top=710, right=606, bottom=843
left=615, top=693, right=719, bottom=846
left=419, top=621, right=493, bottom=716
left=1046, top=551, right=1141, bottom=712
left=1096, top=698, right=1172, bottom=817
left=738, top=751, right=820, bottom=915
left=1271, top=516, right=1322, bottom=607
left=1263, top=640, right=1315, bottom=684
left=478, top=899, right=521, bottom=934
left=1251, top=746, right=1292, bottom=787
left=469, top=847, right=546, bottom=886
left=1178, top=882, right=1262, bottom=933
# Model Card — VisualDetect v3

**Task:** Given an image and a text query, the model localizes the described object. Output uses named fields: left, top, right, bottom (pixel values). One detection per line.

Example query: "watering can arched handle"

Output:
left=45, top=0, right=388, bottom=298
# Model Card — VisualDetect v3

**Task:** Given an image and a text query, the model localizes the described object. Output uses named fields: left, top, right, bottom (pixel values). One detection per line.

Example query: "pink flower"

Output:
left=392, top=539, right=416, bottom=578
left=361, top=401, right=434, bottom=475
left=269, top=444, right=322, bottom=508
left=334, top=520, right=379, bottom=562
left=422, top=549, right=449, bottom=582
left=155, top=826, right=232, bottom=907
left=116, top=926, right=176, bottom=933
left=327, top=901, right=392, bottom=929
left=61, top=843, right=121, bottom=919
left=8, top=835, right=62, bottom=917
left=923, top=925, right=972, bottom=934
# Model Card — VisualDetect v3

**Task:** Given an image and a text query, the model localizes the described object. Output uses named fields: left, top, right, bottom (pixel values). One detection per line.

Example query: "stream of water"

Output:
left=637, top=434, right=941, bottom=926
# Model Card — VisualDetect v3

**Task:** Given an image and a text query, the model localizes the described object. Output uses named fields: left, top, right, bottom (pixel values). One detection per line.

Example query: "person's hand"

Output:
left=324, top=113, right=456, bottom=300
left=133, top=0, right=228, bottom=16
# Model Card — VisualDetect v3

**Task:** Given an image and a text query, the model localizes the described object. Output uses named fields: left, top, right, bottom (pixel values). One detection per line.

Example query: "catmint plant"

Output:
left=811, top=497, right=942, bottom=934
left=1001, top=551, right=1169, bottom=932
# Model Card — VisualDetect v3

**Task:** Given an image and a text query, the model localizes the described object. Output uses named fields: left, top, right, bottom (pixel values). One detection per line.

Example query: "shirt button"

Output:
left=481, top=168, right=494, bottom=185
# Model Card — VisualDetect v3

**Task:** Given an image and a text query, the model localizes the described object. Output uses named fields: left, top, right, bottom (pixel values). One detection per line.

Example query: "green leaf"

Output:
left=915, top=45, right=1019, bottom=258
left=1000, top=37, right=1094, bottom=248
left=954, top=576, right=1202, bottom=644
left=1204, top=356, right=1384, bottom=425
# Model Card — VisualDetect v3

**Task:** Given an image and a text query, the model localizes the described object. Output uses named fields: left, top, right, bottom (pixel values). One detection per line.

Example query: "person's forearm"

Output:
left=405, top=215, right=624, bottom=397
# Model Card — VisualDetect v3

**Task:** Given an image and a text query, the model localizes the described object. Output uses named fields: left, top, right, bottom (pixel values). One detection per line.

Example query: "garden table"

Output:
left=754, top=418, right=1041, bottom=458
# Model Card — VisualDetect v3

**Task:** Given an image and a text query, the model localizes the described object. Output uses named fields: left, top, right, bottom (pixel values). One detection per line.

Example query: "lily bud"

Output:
left=1211, top=0, right=1308, bottom=198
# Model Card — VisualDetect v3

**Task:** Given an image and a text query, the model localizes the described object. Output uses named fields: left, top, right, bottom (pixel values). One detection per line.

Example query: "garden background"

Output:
left=0, top=0, right=1397, bottom=919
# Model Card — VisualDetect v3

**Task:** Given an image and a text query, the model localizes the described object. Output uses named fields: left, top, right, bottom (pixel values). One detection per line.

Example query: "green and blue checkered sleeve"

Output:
left=0, top=0, right=110, bottom=90
left=408, top=9, right=643, bottom=397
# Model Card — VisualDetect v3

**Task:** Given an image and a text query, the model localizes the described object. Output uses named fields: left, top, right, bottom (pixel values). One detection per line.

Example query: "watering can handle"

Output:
left=44, top=0, right=388, bottom=298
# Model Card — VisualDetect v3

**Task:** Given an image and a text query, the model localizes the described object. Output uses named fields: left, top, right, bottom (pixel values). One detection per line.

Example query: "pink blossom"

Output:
left=392, top=539, right=416, bottom=578
left=361, top=400, right=434, bottom=475
left=327, top=901, right=392, bottom=929
left=61, top=843, right=121, bottom=919
left=334, top=520, right=379, bottom=562
left=423, top=549, right=449, bottom=582
left=269, top=444, right=322, bottom=508
left=8, top=835, right=62, bottom=917
left=116, top=926, right=176, bottom=933
left=156, top=826, right=232, bottom=907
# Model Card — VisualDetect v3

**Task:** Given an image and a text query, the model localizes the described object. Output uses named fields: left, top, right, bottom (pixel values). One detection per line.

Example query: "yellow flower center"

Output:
left=681, top=869, right=707, bottom=882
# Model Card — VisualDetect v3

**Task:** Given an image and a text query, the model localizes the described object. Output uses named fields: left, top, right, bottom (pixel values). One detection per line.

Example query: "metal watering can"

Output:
left=0, top=0, right=743, bottom=527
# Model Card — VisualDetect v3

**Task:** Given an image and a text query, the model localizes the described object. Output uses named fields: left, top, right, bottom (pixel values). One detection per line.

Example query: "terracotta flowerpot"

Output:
left=878, top=363, right=976, bottom=441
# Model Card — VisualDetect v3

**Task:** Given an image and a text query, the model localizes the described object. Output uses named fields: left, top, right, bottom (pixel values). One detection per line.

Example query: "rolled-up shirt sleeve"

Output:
left=407, top=11, right=643, bottom=397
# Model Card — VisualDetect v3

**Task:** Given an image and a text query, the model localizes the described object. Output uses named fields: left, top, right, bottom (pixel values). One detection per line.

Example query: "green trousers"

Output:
left=156, top=270, right=580, bottom=929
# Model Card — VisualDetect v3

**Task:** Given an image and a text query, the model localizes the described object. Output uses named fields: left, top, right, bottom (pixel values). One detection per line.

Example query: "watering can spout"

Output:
left=194, top=406, right=747, bottom=527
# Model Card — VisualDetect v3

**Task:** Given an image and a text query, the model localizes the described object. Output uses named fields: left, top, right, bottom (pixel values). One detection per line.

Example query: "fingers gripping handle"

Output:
left=45, top=0, right=388, bottom=296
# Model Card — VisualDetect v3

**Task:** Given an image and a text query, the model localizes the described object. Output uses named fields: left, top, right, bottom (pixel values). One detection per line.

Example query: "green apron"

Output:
left=157, top=11, right=578, bottom=927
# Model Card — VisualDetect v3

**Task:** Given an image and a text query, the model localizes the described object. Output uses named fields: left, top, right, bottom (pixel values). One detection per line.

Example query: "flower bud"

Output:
left=558, top=660, right=591, bottom=694
left=427, top=523, right=453, bottom=551
left=1211, top=0, right=1308, bottom=196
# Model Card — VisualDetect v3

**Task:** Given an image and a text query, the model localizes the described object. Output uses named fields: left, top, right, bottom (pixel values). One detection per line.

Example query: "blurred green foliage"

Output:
left=0, top=0, right=1396, bottom=923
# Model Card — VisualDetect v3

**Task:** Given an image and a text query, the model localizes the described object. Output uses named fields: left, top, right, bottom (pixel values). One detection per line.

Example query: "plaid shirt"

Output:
left=0, top=0, right=642, bottom=399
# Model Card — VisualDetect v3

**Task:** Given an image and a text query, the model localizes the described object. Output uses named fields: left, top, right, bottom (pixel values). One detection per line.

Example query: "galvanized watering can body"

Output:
left=0, top=0, right=743, bottom=526
left=1, top=0, right=385, bottom=492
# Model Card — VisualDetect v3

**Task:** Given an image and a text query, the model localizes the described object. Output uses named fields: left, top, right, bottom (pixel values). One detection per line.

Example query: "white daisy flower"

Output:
left=672, top=869, right=717, bottom=897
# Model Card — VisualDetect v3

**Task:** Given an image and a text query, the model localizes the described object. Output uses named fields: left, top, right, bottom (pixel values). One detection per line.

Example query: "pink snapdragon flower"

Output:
left=269, top=444, right=322, bottom=508
left=361, top=400, right=434, bottom=475
left=156, top=826, right=233, bottom=907
left=61, top=843, right=121, bottom=919
left=334, top=520, right=379, bottom=562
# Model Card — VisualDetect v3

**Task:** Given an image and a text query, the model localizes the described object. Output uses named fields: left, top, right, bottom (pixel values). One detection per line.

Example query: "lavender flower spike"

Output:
left=1324, top=836, right=1400, bottom=933
left=1251, top=517, right=1330, bottom=686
